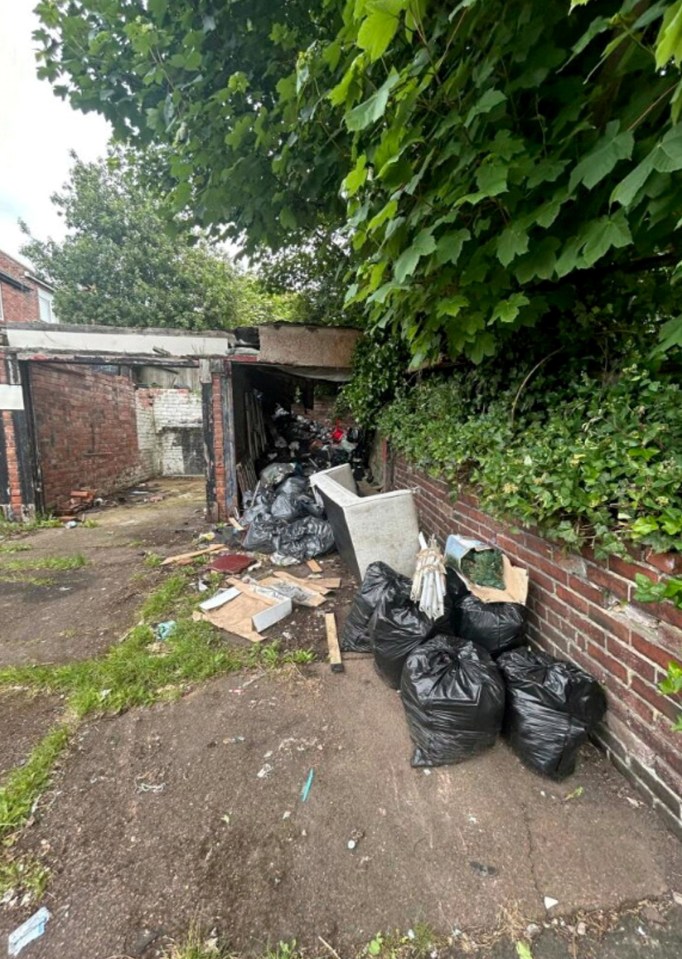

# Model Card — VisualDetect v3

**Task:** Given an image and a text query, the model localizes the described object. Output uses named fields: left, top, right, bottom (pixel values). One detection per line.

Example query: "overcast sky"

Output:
left=0, top=5, right=111, bottom=263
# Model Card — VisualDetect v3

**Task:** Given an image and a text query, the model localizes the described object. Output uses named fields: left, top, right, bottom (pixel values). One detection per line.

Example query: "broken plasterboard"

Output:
left=196, top=580, right=292, bottom=642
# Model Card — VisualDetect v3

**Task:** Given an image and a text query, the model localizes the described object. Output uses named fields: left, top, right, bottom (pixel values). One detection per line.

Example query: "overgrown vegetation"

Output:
left=379, top=365, right=681, bottom=557
left=0, top=553, right=87, bottom=573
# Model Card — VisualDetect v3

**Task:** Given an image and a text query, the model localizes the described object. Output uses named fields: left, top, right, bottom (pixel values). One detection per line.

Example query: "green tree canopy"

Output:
left=21, top=149, right=241, bottom=329
left=34, top=1, right=682, bottom=361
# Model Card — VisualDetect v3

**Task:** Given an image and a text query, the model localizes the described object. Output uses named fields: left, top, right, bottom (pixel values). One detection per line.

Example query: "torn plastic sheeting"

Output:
left=497, top=647, right=607, bottom=780
left=401, top=635, right=505, bottom=767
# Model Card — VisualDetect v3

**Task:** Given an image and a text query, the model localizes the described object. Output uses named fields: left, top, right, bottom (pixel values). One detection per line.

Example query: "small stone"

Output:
left=347, top=840, right=356, bottom=850
left=642, top=905, right=664, bottom=926
left=544, top=896, right=559, bottom=910
left=423, top=769, right=432, bottom=776
left=673, top=891, right=682, bottom=907
left=525, top=924, right=540, bottom=938
left=282, top=810, right=291, bottom=820
left=577, top=922, right=587, bottom=936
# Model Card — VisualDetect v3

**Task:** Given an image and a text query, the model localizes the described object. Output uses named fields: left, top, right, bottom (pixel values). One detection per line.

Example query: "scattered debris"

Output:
left=257, top=764, right=274, bottom=780
left=136, top=781, right=166, bottom=794
left=307, top=559, right=323, bottom=573
left=154, top=620, right=176, bottom=641
left=347, top=828, right=364, bottom=850
left=325, top=612, right=344, bottom=674
left=282, top=810, right=291, bottom=820
left=161, top=544, right=225, bottom=567
left=544, top=897, right=559, bottom=910
left=411, top=533, right=446, bottom=620
left=673, top=891, right=682, bottom=906
left=209, top=553, right=254, bottom=574
left=8, top=908, right=51, bottom=957
left=221, top=813, right=231, bottom=826
left=199, top=588, right=241, bottom=612
left=564, top=786, right=584, bottom=801
left=469, top=861, right=498, bottom=877
left=300, top=768, right=315, bottom=802
left=224, top=735, right=245, bottom=744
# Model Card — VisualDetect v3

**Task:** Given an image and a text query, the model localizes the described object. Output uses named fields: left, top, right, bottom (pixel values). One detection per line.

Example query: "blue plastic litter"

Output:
left=8, top=907, right=51, bottom=957
left=300, top=768, right=314, bottom=802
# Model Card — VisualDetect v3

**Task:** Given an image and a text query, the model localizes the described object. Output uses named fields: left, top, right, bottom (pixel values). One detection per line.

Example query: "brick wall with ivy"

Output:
left=390, top=453, right=682, bottom=839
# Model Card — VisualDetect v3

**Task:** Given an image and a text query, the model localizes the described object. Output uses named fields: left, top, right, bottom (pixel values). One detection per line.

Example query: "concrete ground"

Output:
left=0, top=482, right=681, bottom=959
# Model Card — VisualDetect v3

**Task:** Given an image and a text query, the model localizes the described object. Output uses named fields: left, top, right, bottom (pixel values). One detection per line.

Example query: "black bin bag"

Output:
left=401, top=635, right=506, bottom=767
left=341, top=562, right=410, bottom=653
left=372, top=588, right=432, bottom=689
left=242, top=516, right=285, bottom=554
left=276, top=516, right=335, bottom=560
left=497, top=647, right=607, bottom=780
left=270, top=476, right=311, bottom=522
left=450, top=569, right=526, bottom=658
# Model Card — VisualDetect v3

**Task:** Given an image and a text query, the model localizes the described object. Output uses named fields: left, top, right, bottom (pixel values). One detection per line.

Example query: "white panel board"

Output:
left=0, top=384, right=24, bottom=410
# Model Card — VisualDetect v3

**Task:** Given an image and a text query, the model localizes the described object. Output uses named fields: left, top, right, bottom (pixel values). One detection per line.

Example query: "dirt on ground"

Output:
left=1, top=482, right=682, bottom=959
left=0, top=478, right=206, bottom=668
left=1, top=659, right=680, bottom=959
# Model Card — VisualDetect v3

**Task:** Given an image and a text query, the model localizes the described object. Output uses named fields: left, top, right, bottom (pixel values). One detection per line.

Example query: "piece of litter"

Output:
left=224, top=736, right=245, bottom=744
left=626, top=796, right=641, bottom=807
left=136, top=781, right=165, bottom=793
left=407, top=929, right=416, bottom=941
left=544, top=897, right=559, bottom=910
left=468, top=815, right=478, bottom=824
left=423, top=768, right=432, bottom=776
left=282, top=810, right=291, bottom=820
left=264, top=750, right=273, bottom=759
left=221, top=814, right=231, bottom=825
left=154, top=620, right=176, bottom=641
left=197, top=580, right=209, bottom=593
left=8, top=907, right=51, bottom=957
left=347, top=839, right=356, bottom=850
left=564, top=786, right=584, bottom=801
left=257, top=764, right=273, bottom=780
left=199, top=587, right=240, bottom=612
left=576, top=922, right=586, bottom=936
left=64, top=520, right=78, bottom=529
left=673, top=891, right=682, bottom=906
left=300, top=768, right=315, bottom=802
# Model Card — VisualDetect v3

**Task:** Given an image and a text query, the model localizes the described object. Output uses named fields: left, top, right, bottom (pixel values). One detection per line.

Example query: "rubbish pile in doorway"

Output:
left=342, top=535, right=607, bottom=780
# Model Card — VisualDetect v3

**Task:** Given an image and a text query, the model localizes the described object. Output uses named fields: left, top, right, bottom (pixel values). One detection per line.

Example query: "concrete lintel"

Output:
left=4, top=327, right=234, bottom=359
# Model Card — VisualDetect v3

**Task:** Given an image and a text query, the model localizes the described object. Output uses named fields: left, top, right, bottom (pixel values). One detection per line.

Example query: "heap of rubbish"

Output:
left=342, top=534, right=607, bottom=780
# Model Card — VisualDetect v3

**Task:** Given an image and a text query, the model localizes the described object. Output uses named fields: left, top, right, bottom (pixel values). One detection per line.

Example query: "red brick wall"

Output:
left=390, top=453, right=682, bottom=837
left=0, top=251, right=41, bottom=325
left=29, top=363, right=147, bottom=508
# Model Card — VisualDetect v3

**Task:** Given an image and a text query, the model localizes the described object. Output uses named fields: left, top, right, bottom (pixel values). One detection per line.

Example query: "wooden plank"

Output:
left=161, top=544, right=224, bottom=567
left=229, top=517, right=245, bottom=532
left=307, top=559, right=322, bottom=573
left=325, top=613, right=344, bottom=673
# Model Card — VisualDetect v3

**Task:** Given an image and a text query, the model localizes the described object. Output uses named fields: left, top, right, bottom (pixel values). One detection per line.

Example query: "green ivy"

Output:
left=379, top=365, right=682, bottom=557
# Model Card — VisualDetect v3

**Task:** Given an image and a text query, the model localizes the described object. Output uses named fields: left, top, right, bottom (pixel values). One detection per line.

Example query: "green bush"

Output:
left=379, top=365, right=682, bottom=557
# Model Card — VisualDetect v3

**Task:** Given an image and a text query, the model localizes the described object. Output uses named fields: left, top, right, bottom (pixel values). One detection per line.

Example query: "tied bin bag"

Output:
left=497, top=647, right=607, bottom=780
left=371, top=586, right=432, bottom=689
left=341, top=562, right=411, bottom=653
left=401, top=635, right=506, bottom=767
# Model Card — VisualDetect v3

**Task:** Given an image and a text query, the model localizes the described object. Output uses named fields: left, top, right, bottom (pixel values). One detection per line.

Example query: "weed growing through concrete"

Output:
left=144, top=551, right=163, bottom=568
left=0, top=543, right=32, bottom=554
left=0, top=726, right=71, bottom=843
left=0, top=516, right=62, bottom=537
left=0, top=855, right=51, bottom=904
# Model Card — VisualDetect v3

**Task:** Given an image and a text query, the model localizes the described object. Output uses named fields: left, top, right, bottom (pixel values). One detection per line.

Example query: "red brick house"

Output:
left=0, top=249, right=57, bottom=325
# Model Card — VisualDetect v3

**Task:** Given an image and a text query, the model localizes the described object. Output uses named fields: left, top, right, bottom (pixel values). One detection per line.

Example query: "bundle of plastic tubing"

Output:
left=410, top=533, right=446, bottom=620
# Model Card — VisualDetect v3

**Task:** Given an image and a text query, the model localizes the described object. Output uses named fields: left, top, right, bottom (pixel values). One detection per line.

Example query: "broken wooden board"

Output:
left=325, top=613, right=344, bottom=673
left=306, top=559, right=322, bottom=573
left=161, top=544, right=224, bottom=567
left=228, top=517, right=245, bottom=532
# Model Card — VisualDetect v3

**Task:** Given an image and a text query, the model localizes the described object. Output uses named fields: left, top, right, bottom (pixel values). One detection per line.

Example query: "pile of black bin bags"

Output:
left=342, top=561, right=607, bottom=777
left=241, top=464, right=335, bottom=561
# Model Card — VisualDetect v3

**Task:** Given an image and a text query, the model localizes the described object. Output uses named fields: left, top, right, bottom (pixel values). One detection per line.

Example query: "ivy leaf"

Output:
left=342, top=154, right=368, bottom=197
left=435, top=229, right=471, bottom=266
left=655, top=0, right=682, bottom=68
left=569, top=122, right=634, bottom=192
left=497, top=225, right=530, bottom=267
left=581, top=211, right=632, bottom=267
left=357, top=1, right=405, bottom=62
left=490, top=293, right=530, bottom=324
left=345, top=70, right=399, bottom=131
left=465, top=88, right=506, bottom=127
left=394, top=229, right=437, bottom=282
left=475, top=160, right=508, bottom=196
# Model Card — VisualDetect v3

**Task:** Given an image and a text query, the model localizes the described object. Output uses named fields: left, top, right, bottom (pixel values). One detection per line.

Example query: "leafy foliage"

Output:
left=658, top=660, right=682, bottom=732
left=21, top=150, right=241, bottom=329
left=34, top=1, right=682, bottom=363
left=634, top=574, right=682, bottom=610
left=379, top=365, right=682, bottom=556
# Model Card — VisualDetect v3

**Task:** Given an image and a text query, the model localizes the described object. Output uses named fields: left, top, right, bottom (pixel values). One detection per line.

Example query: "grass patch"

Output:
left=144, top=551, right=163, bottom=568
left=0, top=571, right=314, bottom=718
left=0, top=855, right=50, bottom=904
left=0, top=553, right=87, bottom=572
left=0, top=543, right=32, bottom=554
left=0, top=726, right=70, bottom=845
left=0, top=516, right=63, bottom=538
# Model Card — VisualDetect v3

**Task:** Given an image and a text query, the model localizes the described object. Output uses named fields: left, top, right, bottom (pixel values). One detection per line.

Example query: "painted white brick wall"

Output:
left=135, top=389, right=203, bottom=476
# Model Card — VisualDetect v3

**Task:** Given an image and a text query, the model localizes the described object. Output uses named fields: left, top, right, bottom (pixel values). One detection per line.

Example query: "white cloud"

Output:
left=0, top=5, right=111, bottom=262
